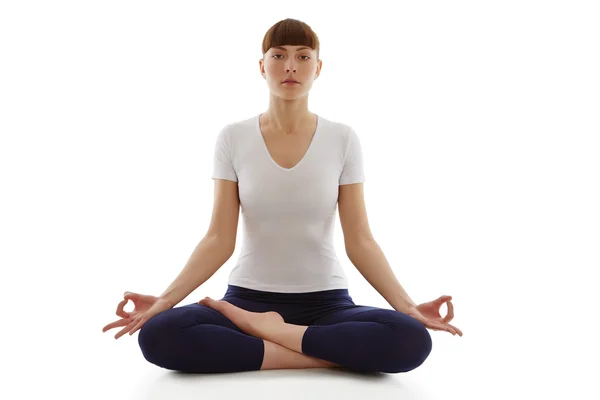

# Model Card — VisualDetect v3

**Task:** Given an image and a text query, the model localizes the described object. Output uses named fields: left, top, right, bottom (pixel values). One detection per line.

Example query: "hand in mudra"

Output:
left=406, top=295, right=463, bottom=336
left=102, top=291, right=171, bottom=339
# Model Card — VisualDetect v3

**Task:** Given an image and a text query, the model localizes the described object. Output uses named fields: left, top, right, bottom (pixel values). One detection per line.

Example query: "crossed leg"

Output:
left=260, top=339, right=340, bottom=370
left=138, top=300, right=338, bottom=373
left=199, top=296, right=433, bottom=374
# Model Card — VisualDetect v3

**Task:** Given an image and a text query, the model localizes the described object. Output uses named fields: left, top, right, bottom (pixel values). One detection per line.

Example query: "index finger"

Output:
left=116, top=298, right=129, bottom=319
left=443, top=300, right=454, bottom=323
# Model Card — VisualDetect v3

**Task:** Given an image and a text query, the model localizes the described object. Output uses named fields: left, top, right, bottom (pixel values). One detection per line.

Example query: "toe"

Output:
left=198, top=297, right=212, bottom=306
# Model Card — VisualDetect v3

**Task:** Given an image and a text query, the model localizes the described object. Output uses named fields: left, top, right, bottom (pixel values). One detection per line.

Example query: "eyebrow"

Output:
left=272, top=46, right=312, bottom=52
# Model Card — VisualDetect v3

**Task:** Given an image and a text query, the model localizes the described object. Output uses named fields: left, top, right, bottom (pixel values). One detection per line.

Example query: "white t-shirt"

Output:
left=211, top=113, right=366, bottom=293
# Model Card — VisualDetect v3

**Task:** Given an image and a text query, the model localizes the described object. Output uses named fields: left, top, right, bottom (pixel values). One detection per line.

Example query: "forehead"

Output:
left=270, top=45, right=312, bottom=52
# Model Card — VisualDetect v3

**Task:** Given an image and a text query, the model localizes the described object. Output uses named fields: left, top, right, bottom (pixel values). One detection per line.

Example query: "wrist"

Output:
left=393, top=299, right=417, bottom=313
left=158, top=295, right=175, bottom=309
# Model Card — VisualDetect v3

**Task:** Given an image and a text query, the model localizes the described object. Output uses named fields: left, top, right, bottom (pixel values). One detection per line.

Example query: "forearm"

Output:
left=346, top=240, right=417, bottom=312
left=159, top=235, right=233, bottom=308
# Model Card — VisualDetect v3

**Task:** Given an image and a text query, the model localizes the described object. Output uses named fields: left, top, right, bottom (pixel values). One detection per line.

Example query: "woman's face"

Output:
left=260, top=45, right=321, bottom=98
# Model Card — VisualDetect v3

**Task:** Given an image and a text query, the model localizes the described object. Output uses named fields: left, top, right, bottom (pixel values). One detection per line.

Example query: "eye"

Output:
left=272, top=54, right=311, bottom=60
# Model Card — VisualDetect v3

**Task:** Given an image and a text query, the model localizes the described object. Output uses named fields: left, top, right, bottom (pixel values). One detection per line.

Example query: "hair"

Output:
left=261, top=18, right=320, bottom=60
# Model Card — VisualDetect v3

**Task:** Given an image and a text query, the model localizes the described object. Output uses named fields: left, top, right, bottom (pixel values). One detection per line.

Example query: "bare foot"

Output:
left=198, top=297, right=284, bottom=339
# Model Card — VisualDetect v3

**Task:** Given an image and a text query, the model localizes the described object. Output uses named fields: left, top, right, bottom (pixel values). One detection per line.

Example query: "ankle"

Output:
left=260, top=340, right=340, bottom=370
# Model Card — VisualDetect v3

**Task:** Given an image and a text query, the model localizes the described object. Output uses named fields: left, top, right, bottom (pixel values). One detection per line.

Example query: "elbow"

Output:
left=345, top=237, right=376, bottom=260
left=204, top=234, right=235, bottom=257
left=226, top=244, right=235, bottom=258
left=222, top=240, right=236, bottom=257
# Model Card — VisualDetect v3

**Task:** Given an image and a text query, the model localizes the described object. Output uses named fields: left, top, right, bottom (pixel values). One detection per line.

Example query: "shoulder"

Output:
left=213, top=116, right=256, bottom=150
left=320, top=117, right=361, bottom=157
left=220, top=115, right=254, bottom=135
left=317, top=114, right=345, bottom=132
left=315, top=115, right=358, bottom=148
left=229, top=115, right=257, bottom=130
left=319, top=115, right=359, bottom=140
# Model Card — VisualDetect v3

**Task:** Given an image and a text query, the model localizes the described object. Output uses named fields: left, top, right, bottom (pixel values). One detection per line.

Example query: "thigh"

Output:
left=311, top=304, right=426, bottom=332
left=145, top=297, right=281, bottom=331
left=145, top=301, right=241, bottom=332
left=138, top=301, right=266, bottom=373
left=302, top=305, right=433, bottom=374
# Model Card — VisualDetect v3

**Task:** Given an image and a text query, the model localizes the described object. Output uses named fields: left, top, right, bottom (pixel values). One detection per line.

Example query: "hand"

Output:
left=405, top=295, right=463, bottom=337
left=102, top=291, right=172, bottom=339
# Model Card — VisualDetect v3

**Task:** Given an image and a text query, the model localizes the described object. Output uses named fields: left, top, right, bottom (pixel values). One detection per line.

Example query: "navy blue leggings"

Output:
left=137, top=284, right=432, bottom=374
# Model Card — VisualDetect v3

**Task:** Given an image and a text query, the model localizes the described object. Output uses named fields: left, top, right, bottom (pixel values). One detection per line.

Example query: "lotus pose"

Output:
left=102, top=18, right=462, bottom=374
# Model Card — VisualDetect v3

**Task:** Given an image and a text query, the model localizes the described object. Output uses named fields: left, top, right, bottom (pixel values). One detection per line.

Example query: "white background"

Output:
left=1, top=1, right=598, bottom=399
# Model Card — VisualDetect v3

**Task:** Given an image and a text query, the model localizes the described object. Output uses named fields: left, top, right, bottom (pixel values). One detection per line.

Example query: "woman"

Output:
left=102, top=18, right=462, bottom=374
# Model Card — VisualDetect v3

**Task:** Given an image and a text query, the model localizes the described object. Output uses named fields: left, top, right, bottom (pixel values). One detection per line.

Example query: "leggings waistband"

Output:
left=223, top=284, right=352, bottom=304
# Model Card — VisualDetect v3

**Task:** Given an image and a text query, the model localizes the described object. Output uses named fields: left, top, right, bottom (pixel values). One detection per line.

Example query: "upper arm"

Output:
left=206, top=178, right=240, bottom=253
left=208, top=124, right=239, bottom=251
left=338, top=182, right=375, bottom=250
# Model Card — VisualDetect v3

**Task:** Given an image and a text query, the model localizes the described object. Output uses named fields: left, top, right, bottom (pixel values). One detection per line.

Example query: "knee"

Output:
left=384, top=324, right=432, bottom=374
left=137, top=311, right=181, bottom=368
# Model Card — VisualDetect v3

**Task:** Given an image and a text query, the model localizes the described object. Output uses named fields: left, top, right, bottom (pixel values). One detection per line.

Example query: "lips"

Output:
left=283, top=80, right=299, bottom=83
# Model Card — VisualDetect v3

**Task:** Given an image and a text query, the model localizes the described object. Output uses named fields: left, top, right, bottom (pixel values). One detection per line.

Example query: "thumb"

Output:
left=124, top=291, right=138, bottom=300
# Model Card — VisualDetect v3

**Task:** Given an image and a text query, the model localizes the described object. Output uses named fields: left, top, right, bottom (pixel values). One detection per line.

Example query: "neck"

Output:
left=264, top=97, right=312, bottom=135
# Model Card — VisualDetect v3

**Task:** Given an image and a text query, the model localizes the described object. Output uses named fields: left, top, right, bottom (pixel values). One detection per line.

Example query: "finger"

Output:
left=116, top=299, right=129, bottom=319
left=438, top=324, right=455, bottom=335
left=102, top=317, right=131, bottom=332
left=124, top=292, right=138, bottom=302
left=128, top=317, right=146, bottom=336
left=436, top=322, right=456, bottom=335
left=427, top=321, right=455, bottom=335
left=114, top=318, right=138, bottom=339
left=436, top=295, right=452, bottom=305
left=448, top=323, right=463, bottom=337
left=124, top=292, right=140, bottom=302
left=439, top=326, right=455, bottom=335
left=443, top=300, right=454, bottom=323
left=444, top=324, right=458, bottom=335
left=423, top=321, right=443, bottom=332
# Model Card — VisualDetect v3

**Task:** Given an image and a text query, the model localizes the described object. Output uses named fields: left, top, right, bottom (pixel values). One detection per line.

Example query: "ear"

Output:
left=259, top=59, right=265, bottom=79
left=316, top=60, right=323, bottom=79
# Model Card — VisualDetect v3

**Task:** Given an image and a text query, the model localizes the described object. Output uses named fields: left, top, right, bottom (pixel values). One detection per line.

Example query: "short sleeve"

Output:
left=211, top=125, right=238, bottom=182
left=339, top=126, right=366, bottom=185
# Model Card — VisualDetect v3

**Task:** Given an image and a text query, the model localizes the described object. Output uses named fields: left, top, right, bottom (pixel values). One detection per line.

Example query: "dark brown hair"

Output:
left=262, top=18, right=320, bottom=59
